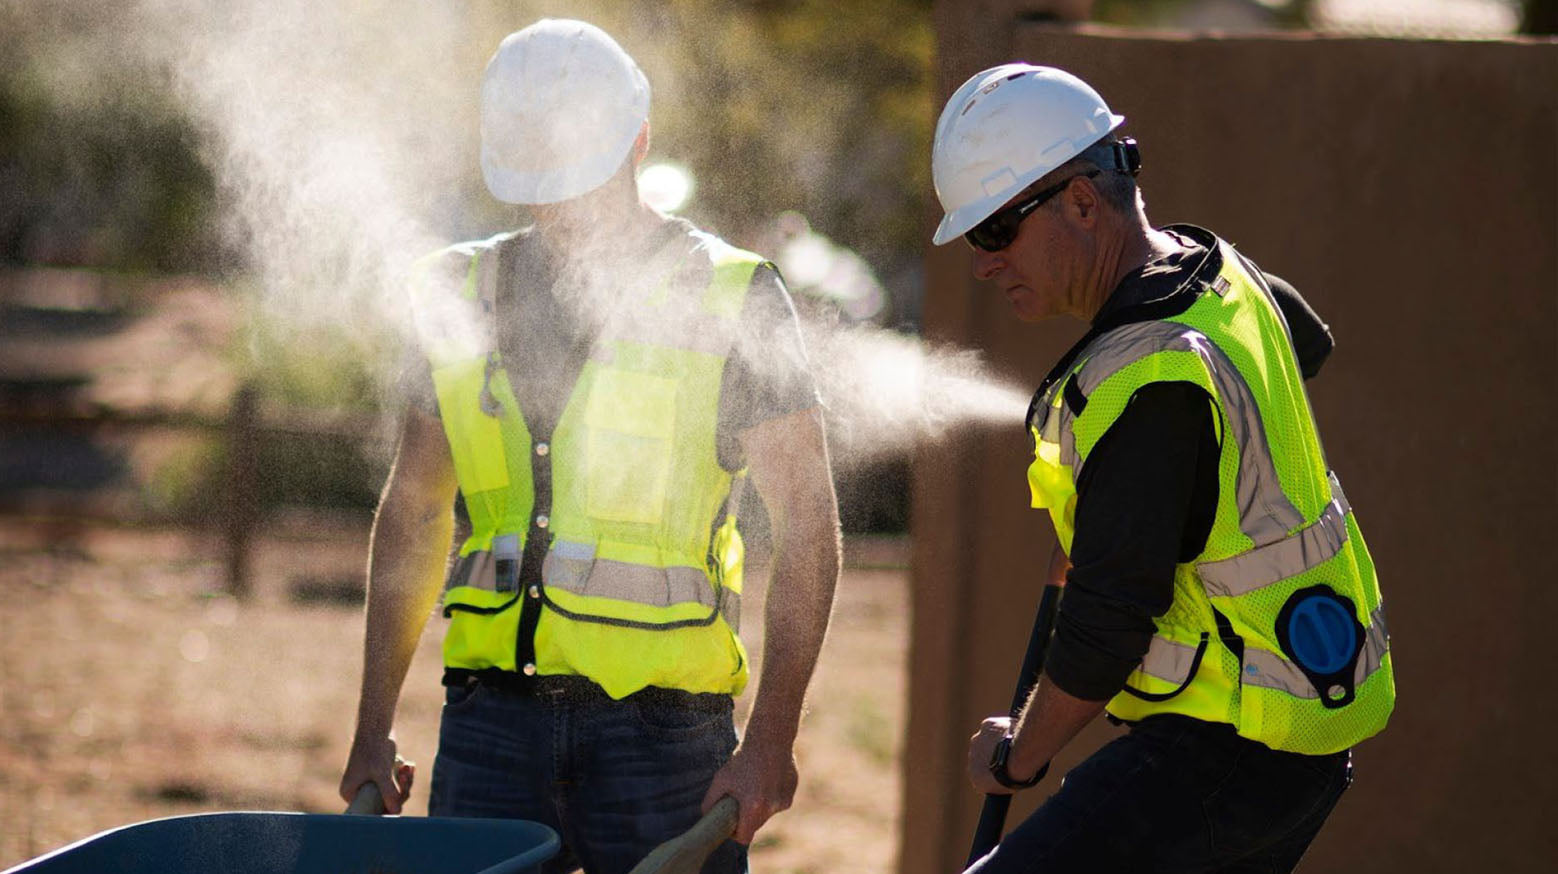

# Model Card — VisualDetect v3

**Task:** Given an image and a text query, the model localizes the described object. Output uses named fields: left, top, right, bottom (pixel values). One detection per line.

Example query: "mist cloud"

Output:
left=18, top=0, right=1031, bottom=469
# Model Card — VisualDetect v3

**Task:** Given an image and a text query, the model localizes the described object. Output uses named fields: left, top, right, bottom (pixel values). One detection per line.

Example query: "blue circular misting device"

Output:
left=1285, top=595, right=1357, bottom=675
left=1274, top=586, right=1364, bottom=709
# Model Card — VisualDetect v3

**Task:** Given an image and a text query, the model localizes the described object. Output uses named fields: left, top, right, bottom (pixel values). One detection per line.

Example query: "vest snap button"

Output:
left=528, top=585, right=540, bottom=598
left=535, top=442, right=549, bottom=456
left=522, top=663, right=537, bottom=676
left=536, top=514, right=549, bottom=529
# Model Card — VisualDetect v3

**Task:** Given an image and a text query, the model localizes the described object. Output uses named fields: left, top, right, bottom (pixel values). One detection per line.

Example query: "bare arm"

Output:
left=702, top=406, right=841, bottom=843
left=967, top=678, right=1106, bottom=795
left=338, top=407, right=457, bottom=812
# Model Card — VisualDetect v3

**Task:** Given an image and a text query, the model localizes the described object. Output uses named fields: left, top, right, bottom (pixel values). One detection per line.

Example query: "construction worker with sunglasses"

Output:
left=932, top=65, right=1394, bottom=872
left=338, top=19, right=840, bottom=874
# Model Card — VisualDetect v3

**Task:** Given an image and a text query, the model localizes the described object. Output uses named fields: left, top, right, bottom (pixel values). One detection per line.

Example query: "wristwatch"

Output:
left=988, top=734, right=1046, bottom=790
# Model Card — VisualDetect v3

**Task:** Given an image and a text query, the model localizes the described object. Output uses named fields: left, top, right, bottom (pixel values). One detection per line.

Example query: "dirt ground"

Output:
left=0, top=517, right=909, bottom=873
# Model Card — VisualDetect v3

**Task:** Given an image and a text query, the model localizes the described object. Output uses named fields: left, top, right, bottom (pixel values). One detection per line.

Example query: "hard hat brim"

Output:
left=931, top=111, right=1125, bottom=246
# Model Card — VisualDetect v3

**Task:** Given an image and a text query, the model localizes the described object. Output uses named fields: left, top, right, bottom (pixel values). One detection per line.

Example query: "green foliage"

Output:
left=141, top=435, right=225, bottom=520
left=644, top=0, right=935, bottom=272
left=1, top=0, right=935, bottom=292
left=235, top=309, right=387, bottom=413
left=248, top=430, right=383, bottom=511
left=1523, top=0, right=1558, bottom=33
left=844, top=693, right=896, bottom=766
left=0, top=66, right=220, bottom=272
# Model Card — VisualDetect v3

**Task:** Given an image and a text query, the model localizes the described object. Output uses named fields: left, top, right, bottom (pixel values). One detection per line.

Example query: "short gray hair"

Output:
left=1038, top=137, right=1141, bottom=215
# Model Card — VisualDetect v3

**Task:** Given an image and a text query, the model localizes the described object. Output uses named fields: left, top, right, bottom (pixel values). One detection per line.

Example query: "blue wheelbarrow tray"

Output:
left=1, top=811, right=559, bottom=874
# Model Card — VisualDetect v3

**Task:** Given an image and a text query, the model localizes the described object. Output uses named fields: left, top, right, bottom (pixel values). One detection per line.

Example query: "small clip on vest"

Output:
left=493, top=533, right=520, bottom=593
left=479, top=351, right=503, bottom=418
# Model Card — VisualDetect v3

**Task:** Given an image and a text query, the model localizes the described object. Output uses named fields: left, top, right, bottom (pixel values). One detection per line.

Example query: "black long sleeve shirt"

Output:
left=1041, top=226, right=1334, bottom=702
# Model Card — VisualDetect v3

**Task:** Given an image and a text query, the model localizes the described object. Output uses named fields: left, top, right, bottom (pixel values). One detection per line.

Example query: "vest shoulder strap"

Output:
left=411, top=230, right=523, bottom=302
left=689, top=229, right=768, bottom=320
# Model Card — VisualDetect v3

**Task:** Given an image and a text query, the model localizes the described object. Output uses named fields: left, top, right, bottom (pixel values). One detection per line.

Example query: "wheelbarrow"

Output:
left=0, top=784, right=559, bottom=874
left=3, top=778, right=739, bottom=874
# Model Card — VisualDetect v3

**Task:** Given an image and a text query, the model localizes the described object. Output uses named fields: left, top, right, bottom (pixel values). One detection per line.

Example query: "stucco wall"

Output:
left=906, top=14, right=1556, bottom=874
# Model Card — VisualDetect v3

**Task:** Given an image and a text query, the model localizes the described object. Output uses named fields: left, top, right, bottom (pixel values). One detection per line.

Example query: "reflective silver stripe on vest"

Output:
left=1071, top=320, right=1305, bottom=547
left=448, top=541, right=740, bottom=630
left=1197, top=473, right=1354, bottom=598
left=542, top=539, right=741, bottom=629
left=1060, top=398, right=1081, bottom=471
left=1035, top=377, right=1083, bottom=472
left=1358, top=601, right=1388, bottom=685
left=1242, top=602, right=1389, bottom=698
left=1137, top=634, right=1201, bottom=685
left=1037, top=396, right=1062, bottom=444
left=1035, top=400, right=1081, bottom=472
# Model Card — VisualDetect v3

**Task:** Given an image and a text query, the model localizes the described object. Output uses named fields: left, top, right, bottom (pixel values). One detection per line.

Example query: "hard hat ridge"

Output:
left=480, top=18, right=651, bottom=206
left=931, top=64, right=1125, bottom=245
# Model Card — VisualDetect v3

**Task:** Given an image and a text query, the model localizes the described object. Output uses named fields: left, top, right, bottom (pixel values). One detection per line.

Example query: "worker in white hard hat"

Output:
left=339, top=19, right=840, bottom=873
left=933, top=65, right=1394, bottom=872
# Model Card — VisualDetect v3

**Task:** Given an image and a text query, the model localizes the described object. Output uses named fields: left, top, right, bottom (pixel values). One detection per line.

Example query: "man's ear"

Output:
left=632, top=120, right=651, bottom=165
left=1068, top=176, right=1101, bottom=227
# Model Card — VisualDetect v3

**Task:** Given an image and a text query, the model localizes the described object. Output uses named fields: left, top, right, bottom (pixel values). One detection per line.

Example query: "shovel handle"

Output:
left=965, top=583, right=1063, bottom=868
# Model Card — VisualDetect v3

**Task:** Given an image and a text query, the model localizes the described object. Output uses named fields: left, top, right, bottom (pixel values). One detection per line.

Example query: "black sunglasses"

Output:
left=964, top=170, right=1101, bottom=253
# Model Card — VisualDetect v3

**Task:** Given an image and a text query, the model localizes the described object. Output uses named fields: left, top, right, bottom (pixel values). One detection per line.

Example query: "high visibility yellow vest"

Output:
left=1026, top=235, right=1394, bottom=754
left=409, top=228, right=762, bottom=699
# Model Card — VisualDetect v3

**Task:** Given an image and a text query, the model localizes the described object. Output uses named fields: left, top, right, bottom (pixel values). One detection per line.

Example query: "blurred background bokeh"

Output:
left=1, top=0, right=1551, bottom=537
left=1, top=1, right=1553, bottom=872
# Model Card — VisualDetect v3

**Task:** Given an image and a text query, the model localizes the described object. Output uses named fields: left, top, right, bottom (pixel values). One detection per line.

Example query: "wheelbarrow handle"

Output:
left=627, top=795, right=739, bottom=874
left=343, top=755, right=413, bottom=815
left=344, top=781, right=387, bottom=815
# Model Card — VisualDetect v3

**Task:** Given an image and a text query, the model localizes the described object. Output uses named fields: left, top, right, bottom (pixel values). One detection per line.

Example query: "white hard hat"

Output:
left=931, top=64, right=1124, bottom=245
left=480, top=19, right=651, bottom=205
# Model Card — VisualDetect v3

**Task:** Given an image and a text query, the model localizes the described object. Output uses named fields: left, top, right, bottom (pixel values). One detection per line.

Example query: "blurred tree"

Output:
left=2, top=0, right=935, bottom=319
left=0, top=74, right=220, bottom=272
left=619, top=0, right=935, bottom=315
left=1524, top=0, right=1558, bottom=33
left=1092, top=0, right=1313, bottom=28
left=0, top=0, right=223, bottom=274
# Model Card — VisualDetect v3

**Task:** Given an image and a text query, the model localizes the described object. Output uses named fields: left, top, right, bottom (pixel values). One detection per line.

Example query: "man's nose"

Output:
left=971, top=246, right=1005, bottom=282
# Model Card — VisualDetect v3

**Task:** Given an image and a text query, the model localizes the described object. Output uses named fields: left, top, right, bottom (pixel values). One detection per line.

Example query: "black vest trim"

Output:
left=1120, top=632, right=1210, bottom=702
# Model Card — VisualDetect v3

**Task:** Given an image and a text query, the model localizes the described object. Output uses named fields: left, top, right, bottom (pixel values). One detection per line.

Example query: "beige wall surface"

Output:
left=906, top=13, right=1556, bottom=874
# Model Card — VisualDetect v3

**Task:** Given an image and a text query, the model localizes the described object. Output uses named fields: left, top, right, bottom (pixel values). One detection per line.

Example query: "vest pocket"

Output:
left=441, top=586, right=522, bottom=672
left=582, top=368, right=677, bottom=525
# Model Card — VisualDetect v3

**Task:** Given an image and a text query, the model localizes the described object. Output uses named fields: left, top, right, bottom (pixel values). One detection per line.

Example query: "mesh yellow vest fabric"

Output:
left=409, top=231, right=763, bottom=698
left=1026, top=240, right=1393, bottom=754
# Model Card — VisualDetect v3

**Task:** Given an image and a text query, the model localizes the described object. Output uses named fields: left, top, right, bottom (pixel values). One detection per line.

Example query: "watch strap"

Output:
left=989, top=735, right=1046, bottom=790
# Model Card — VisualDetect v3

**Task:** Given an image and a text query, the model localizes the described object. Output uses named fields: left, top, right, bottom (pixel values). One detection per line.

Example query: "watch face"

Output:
left=990, top=736, right=1012, bottom=774
left=989, top=735, right=1042, bottom=789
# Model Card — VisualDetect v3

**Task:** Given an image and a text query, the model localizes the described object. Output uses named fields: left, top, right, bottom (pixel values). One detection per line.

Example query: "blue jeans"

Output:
left=968, top=715, right=1352, bottom=874
left=429, top=679, right=748, bottom=874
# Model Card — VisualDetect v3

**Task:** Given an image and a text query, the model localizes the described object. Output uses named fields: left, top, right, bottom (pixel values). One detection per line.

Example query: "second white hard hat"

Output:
left=931, top=64, right=1124, bottom=245
left=480, top=19, right=650, bottom=205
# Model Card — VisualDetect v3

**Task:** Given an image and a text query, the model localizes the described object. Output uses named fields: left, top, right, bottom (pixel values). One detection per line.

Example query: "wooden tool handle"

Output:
left=344, top=781, right=387, bottom=815
left=627, top=796, right=740, bottom=874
